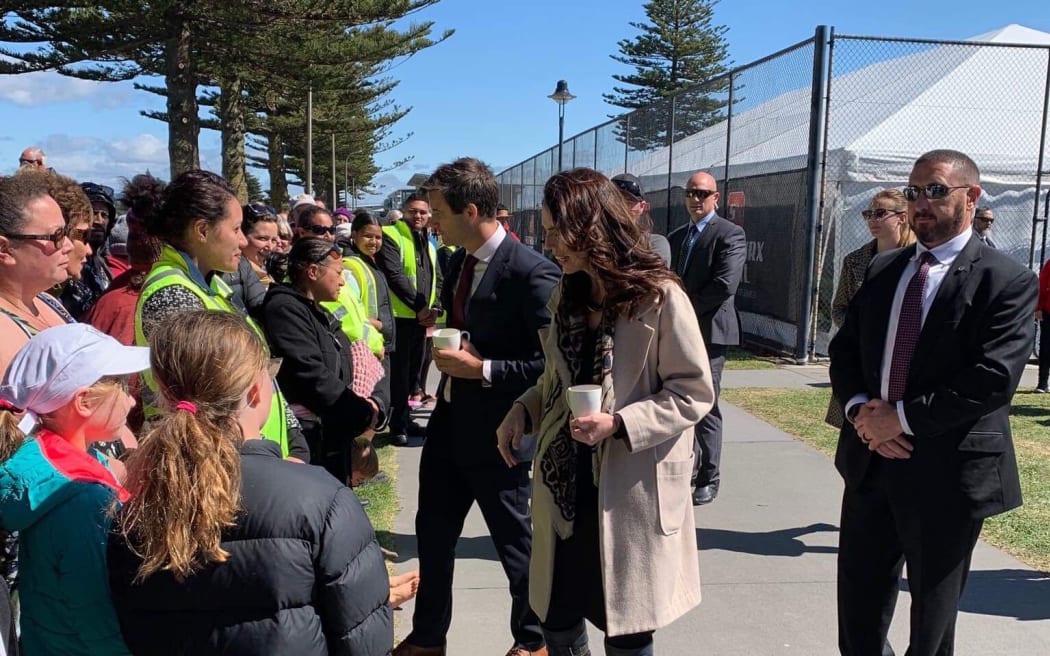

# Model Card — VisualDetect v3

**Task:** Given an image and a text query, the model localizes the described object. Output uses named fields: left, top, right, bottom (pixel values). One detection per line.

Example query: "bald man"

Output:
left=668, top=171, right=746, bottom=506
left=18, top=147, right=47, bottom=171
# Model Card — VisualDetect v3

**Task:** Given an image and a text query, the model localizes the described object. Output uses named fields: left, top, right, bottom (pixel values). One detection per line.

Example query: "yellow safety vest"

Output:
left=381, top=221, right=437, bottom=319
left=343, top=256, right=378, bottom=320
left=321, top=282, right=384, bottom=356
left=135, top=245, right=290, bottom=456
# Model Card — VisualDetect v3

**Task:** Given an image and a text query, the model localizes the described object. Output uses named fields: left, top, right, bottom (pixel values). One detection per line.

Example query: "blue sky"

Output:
left=1, top=0, right=1048, bottom=206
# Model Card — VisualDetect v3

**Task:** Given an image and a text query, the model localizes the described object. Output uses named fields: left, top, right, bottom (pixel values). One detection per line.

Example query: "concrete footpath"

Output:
left=386, top=366, right=1050, bottom=655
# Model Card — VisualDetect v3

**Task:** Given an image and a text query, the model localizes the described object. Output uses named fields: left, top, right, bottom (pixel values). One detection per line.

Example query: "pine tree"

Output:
left=604, top=0, right=730, bottom=150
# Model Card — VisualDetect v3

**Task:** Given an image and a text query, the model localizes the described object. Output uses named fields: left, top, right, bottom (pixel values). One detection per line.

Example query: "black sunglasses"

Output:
left=975, top=215, right=994, bottom=223
left=613, top=178, right=644, bottom=200
left=861, top=208, right=904, bottom=221
left=2, top=226, right=68, bottom=249
left=902, top=184, right=970, bottom=202
left=303, top=224, right=336, bottom=235
left=684, top=188, right=716, bottom=201
left=19, top=158, right=43, bottom=166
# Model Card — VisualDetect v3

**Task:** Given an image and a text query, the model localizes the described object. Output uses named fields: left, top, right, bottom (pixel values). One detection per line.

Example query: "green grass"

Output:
left=722, top=387, right=1050, bottom=573
left=723, top=346, right=777, bottom=370
left=355, top=434, right=401, bottom=552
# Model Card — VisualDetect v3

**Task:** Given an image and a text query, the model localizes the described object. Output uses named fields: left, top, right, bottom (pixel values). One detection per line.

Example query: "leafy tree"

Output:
left=604, top=0, right=730, bottom=150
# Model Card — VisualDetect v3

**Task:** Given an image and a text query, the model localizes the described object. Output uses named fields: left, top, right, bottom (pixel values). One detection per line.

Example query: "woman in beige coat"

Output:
left=497, top=168, right=714, bottom=656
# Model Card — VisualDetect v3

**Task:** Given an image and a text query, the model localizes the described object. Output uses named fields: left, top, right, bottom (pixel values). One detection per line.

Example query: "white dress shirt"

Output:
left=442, top=224, right=507, bottom=402
left=846, top=228, right=974, bottom=435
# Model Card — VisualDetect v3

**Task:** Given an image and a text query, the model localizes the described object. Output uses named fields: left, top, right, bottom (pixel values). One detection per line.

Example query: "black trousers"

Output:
left=837, top=464, right=982, bottom=656
left=692, top=343, right=726, bottom=486
left=407, top=443, right=543, bottom=650
left=1039, top=318, right=1050, bottom=387
left=390, top=318, right=425, bottom=434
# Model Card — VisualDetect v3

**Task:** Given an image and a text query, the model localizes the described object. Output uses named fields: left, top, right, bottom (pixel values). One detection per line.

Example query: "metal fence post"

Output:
left=666, top=93, right=677, bottom=233
left=796, top=25, right=832, bottom=362
left=1029, top=47, right=1050, bottom=269
left=722, top=71, right=734, bottom=192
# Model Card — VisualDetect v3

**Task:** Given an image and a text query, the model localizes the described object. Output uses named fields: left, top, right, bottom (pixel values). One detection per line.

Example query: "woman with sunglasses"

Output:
left=0, top=323, right=150, bottom=656
left=0, top=174, right=76, bottom=375
left=295, top=205, right=338, bottom=241
left=260, top=238, right=382, bottom=484
left=831, top=189, right=916, bottom=330
left=34, top=173, right=96, bottom=312
left=132, top=170, right=309, bottom=462
left=107, top=311, right=392, bottom=656
left=826, top=189, right=915, bottom=426
left=219, top=202, right=276, bottom=315
left=275, top=216, right=293, bottom=254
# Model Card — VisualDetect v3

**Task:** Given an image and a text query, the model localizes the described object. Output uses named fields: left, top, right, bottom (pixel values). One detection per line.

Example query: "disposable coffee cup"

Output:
left=566, top=384, right=602, bottom=418
left=433, top=328, right=469, bottom=350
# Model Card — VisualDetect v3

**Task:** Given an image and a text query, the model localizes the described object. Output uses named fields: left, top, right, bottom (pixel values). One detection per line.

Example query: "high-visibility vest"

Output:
left=321, top=282, right=384, bottom=356
left=343, top=256, right=378, bottom=320
left=381, top=221, right=436, bottom=319
left=135, top=245, right=290, bottom=456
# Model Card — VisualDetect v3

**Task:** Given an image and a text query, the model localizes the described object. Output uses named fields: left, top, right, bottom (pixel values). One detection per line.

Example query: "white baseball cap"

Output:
left=291, top=194, right=317, bottom=210
left=0, top=324, right=151, bottom=432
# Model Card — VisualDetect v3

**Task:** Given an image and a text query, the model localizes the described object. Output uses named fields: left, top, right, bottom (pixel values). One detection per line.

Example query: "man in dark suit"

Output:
left=668, top=171, right=746, bottom=506
left=393, top=158, right=559, bottom=656
left=829, top=150, right=1035, bottom=656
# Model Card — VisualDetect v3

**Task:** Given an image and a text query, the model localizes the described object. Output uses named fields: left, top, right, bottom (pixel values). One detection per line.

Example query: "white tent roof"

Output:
left=629, top=24, right=1050, bottom=185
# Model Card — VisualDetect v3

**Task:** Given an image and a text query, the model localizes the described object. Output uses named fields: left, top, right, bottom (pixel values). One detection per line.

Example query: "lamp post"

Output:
left=548, top=80, right=575, bottom=171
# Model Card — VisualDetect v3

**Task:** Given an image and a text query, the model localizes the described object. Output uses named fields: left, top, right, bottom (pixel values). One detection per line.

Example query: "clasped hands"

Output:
left=854, top=399, right=913, bottom=460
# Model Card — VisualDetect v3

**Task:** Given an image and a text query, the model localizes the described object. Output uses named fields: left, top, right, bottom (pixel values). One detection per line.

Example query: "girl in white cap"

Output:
left=0, top=323, right=149, bottom=655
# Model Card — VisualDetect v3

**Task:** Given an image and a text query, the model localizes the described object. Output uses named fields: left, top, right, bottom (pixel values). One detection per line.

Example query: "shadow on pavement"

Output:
left=697, top=522, right=839, bottom=556
left=377, top=531, right=502, bottom=564
left=899, top=569, right=1050, bottom=621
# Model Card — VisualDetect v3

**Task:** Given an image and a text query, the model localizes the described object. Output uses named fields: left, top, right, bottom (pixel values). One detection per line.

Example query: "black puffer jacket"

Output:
left=107, top=440, right=392, bottom=656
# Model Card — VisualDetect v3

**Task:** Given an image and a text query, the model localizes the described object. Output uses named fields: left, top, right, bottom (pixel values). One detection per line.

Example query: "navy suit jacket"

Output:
left=829, top=236, right=1035, bottom=519
left=427, top=236, right=560, bottom=467
left=668, top=215, right=746, bottom=346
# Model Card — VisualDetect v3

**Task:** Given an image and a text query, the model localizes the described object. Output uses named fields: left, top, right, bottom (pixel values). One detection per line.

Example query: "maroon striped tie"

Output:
left=887, top=251, right=935, bottom=402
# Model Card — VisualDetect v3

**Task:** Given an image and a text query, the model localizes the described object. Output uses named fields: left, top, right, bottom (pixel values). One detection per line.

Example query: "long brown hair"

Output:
left=543, top=168, right=681, bottom=318
left=115, top=310, right=268, bottom=582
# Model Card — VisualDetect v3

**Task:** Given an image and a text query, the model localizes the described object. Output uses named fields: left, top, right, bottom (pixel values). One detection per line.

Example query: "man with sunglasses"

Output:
left=669, top=171, right=746, bottom=506
left=830, top=150, right=1035, bottom=656
left=17, top=147, right=47, bottom=172
left=294, top=206, right=337, bottom=242
left=973, top=206, right=996, bottom=248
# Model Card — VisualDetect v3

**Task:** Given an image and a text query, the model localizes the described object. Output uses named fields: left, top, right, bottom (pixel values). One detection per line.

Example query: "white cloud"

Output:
left=0, top=71, right=114, bottom=107
left=38, top=132, right=172, bottom=186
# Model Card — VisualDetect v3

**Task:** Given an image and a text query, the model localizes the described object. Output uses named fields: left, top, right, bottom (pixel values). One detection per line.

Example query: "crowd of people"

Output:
left=0, top=144, right=1037, bottom=656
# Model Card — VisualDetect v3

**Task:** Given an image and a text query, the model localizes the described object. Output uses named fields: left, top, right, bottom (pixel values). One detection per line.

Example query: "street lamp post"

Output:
left=548, top=80, right=575, bottom=171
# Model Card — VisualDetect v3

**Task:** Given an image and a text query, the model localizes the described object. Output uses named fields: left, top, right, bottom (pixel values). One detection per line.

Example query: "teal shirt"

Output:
left=0, top=436, right=131, bottom=655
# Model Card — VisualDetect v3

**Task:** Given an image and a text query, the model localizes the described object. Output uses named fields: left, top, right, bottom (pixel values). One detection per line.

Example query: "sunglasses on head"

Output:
left=901, top=183, right=971, bottom=202
left=81, top=182, right=115, bottom=200
left=244, top=202, right=277, bottom=220
left=861, top=208, right=903, bottom=221
left=613, top=178, right=643, bottom=200
left=684, top=188, right=716, bottom=201
left=303, top=224, right=336, bottom=235
left=312, top=245, right=342, bottom=264
left=2, top=226, right=68, bottom=249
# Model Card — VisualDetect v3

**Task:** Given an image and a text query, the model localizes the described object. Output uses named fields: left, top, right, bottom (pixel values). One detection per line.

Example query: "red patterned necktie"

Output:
left=449, top=253, right=478, bottom=330
left=887, top=251, right=936, bottom=402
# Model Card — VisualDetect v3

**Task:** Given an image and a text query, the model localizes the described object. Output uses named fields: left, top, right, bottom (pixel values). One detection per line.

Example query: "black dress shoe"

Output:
left=391, top=433, right=409, bottom=447
left=692, top=481, right=720, bottom=506
left=407, top=420, right=428, bottom=436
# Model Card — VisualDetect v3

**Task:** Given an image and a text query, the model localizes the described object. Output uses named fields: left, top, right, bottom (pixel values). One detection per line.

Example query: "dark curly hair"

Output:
left=543, top=168, right=680, bottom=319
left=130, top=170, right=236, bottom=248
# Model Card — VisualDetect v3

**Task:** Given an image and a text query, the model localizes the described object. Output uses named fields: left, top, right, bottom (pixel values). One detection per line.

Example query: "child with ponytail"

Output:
left=107, top=310, right=393, bottom=655
left=0, top=323, right=149, bottom=655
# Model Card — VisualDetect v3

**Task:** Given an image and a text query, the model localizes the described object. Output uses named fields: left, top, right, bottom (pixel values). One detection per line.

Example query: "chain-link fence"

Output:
left=498, top=26, right=1050, bottom=360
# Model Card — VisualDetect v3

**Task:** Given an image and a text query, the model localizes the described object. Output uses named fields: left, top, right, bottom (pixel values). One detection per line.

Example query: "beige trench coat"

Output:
left=517, top=282, right=714, bottom=636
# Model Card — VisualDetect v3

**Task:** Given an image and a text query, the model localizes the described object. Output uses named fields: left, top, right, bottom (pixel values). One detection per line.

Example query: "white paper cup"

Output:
left=566, top=384, right=602, bottom=418
left=433, top=328, right=469, bottom=350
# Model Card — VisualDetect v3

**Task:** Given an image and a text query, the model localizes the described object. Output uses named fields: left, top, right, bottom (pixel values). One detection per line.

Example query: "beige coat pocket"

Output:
left=656, top=457, right=693, bottom=536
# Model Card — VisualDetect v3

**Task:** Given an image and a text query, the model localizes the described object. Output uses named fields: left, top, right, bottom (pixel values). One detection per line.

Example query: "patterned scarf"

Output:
left=534, top=299, right=616, bottom=540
